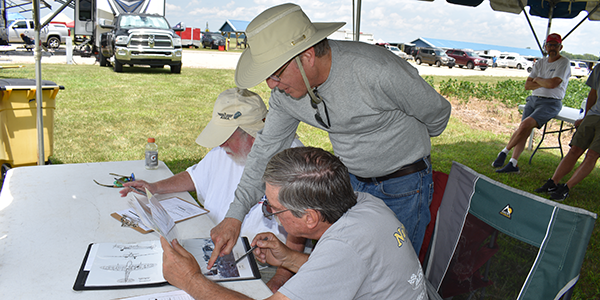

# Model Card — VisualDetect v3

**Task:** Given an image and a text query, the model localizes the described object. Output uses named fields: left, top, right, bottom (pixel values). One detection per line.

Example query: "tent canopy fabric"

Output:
left=419, top=0, right=600, bottom=20
left=426, top=162, right=596, bottom=299
left=7, top=12, right=27, bottom=22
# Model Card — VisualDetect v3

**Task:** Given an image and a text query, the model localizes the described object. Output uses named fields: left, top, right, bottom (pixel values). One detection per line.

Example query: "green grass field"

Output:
left=0, top=63, right=597, bottom=299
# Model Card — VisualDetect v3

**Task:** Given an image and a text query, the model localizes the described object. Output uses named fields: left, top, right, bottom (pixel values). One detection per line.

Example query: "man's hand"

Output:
left=160, top=237, right=202, bottom=291
left=119, top=180, right=154, bottom=197
left=208, top=218, right=242, bottom=268
left=252, top=233, right=291, bottom=267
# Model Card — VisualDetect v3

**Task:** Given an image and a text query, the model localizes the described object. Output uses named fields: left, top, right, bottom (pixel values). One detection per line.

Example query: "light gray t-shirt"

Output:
left=278, top=192, right=428, bottom=300
left=585, top=64, right=600, bottom=117
left=227, top=40, right=451, bottom=221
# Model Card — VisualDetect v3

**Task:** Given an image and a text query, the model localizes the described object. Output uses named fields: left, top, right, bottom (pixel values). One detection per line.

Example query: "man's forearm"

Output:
left=532, top=77, right=562, bottom=89
left=185, top=273, right=253, bottom=300
left=154, top=172, right=196, bottom=194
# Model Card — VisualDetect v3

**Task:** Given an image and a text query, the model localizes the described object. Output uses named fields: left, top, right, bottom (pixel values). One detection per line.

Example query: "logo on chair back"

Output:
left=500, top=204, right=513, bottom=219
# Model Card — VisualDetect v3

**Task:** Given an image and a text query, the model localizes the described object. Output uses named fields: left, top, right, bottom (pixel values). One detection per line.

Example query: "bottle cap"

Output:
left=148, top=138, right=155, bottom=143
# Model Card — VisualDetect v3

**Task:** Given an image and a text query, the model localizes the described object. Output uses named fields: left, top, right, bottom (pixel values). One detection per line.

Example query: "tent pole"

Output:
left=352, top=0, right=355, bottom=40
left=355, top=0, right=361, bottom=41
left=545, top=3, right=554, bottom=41
left=33, top=0, right=44, bottom=166
left=518, top=0, right=544, bottom=56
left=563, top=2, right=600, bottom=40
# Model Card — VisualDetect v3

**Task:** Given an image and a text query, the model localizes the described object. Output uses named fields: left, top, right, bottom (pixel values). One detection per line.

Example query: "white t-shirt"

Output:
left=529, top=56, right=571, bottom=100
left=187, top=139, right=303, bottom=243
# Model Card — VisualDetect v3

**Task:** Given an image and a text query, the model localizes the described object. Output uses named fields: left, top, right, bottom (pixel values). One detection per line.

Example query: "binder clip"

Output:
left=120, top=215, right=139, bottom=228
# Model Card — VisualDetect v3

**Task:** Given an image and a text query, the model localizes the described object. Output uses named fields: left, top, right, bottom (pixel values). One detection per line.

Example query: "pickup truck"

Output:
left=99, top=13, right=183, bottom=73
left=0, top=19, right=70, bottom=49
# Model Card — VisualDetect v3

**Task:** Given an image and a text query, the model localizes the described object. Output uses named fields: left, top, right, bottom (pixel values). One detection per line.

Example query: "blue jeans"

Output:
left=350, top=158, right=433, bottom=254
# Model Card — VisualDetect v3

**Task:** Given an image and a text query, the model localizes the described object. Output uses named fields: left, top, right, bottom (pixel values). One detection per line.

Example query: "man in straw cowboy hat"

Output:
left=209, top=3, right=451, bottom=288
left=161, top=147, right=431, bottom=299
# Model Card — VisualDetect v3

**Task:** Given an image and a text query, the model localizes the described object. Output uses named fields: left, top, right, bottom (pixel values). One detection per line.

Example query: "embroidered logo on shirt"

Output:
left=500, top=204, right=513, bottom=219
left=394, top=225, right=407, bottom=248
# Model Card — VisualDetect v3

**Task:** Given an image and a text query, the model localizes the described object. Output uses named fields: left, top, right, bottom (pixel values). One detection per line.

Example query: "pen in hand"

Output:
left=115, top=178, right=145, bottom=195
left=235, top=237, right=268, bottom=264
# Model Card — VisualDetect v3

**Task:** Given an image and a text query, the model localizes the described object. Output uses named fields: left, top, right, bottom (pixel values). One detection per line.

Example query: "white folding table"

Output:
left=519, top=104, right=582, bottom=163
left=0, top=160, right=273, bottom=299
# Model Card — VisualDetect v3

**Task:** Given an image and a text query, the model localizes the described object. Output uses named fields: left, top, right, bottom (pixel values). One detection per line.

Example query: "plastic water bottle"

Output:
left=145, top=138, right=158, bottom=170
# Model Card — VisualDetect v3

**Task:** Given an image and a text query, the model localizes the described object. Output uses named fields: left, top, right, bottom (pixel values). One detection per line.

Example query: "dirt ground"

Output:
left=449, top=96, right=577, bottom=153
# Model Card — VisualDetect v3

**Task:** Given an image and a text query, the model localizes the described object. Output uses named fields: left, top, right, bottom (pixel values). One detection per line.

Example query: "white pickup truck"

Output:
left=0, top=19, right=70, bottom=49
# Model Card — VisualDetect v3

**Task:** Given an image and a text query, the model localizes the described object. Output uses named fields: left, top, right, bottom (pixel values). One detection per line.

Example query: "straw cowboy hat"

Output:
left=235, top=3, right=345, bottom=89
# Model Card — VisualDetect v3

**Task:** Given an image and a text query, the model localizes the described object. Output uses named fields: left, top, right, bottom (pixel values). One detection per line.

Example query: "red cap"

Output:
left=546, top=33, right=562, bottom=44
left=148, top=138, right=155, bottom=143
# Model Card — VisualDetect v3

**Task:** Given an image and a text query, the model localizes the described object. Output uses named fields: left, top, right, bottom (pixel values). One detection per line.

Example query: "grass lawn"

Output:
left=0, top=63, right=598, bottom=299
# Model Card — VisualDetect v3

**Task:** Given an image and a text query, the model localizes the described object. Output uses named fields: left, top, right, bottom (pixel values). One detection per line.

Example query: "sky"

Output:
left=161, top=0, right=599, bottom=56
left=39, top=0, right=599, bottom=55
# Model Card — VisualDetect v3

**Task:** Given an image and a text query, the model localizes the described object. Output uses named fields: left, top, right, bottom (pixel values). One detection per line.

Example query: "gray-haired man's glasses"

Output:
left=262, top=198, right=290, bottom=220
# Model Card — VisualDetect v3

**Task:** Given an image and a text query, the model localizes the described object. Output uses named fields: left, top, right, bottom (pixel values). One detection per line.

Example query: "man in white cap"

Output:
left=210, top=3, right=452, bottom=273
left=120, top=87, right=303, bottom=244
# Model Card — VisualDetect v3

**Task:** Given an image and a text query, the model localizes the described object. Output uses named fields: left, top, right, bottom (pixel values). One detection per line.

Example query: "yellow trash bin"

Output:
left=0, top=79, right=63, bottom=178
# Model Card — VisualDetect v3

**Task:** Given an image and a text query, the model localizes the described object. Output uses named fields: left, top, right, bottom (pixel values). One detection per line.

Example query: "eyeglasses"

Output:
left=262, top=198, right=290, bottom=220
left=268, top=59, right=292, bottom=82
left=545, top=43, right=560, bottom=49
left=311, top=88, right=331, bottom=129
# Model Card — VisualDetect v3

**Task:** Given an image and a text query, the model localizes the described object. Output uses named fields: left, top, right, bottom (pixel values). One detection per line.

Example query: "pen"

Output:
left=115, top=178, right=145, bottom=195
left=235, top=237, right=268, bottom=264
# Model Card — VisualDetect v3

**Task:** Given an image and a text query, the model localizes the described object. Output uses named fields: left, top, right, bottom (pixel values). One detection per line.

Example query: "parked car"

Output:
left=570, top=61, right=589, bottom=78
left=0, top=19, right=70, bottom=49
left=201, top=32, right=226, bottom=49
left=415, top=47, right=455, bottom=68
left=497, top=54, right=532, bottom=71
left=384, top=44, right=409, bottom=60
left=478, top=54, right=495, bottom=67
left=446, top=49, right=488, bottom=70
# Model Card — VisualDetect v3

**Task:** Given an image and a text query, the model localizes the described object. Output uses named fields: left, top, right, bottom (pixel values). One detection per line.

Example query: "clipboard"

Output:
left=111, top=197, right=209, bottom=234
left=73, top=237, right=261, bottom=291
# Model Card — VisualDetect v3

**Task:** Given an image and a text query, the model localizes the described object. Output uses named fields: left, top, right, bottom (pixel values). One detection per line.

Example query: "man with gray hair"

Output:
left=210, top=3, right=452, bottom=275
left=121, top=87, right=302, bottom=243
left=161, top=147, right=429, bottom=299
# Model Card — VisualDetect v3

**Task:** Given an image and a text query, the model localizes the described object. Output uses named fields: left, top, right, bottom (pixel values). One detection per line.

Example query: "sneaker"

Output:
left=550, top=184, right=569, bottom=201
left=496, top=161, right=519, bottom=173
left=492, top=152, right=507, bottom=168
left=534, top=179, right=557, bottom=193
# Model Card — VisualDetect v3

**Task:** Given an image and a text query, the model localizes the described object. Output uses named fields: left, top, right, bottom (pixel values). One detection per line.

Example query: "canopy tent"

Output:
left=350, top=0, right=600, bottom=56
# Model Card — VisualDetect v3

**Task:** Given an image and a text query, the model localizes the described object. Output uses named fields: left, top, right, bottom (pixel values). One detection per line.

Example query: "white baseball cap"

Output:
left=195, top=88, right=267, bottom=148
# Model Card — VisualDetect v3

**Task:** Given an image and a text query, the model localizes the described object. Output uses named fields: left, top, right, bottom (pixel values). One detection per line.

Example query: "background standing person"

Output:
left=535, top=64, right=600, bottom=201
left=492, top=33, right=571, bottom=173
left=209, top=2, right=452, bottom=275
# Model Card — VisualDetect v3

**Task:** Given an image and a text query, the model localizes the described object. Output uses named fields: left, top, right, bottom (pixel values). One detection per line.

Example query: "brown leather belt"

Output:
left=355, top=157, right=429, bottom=183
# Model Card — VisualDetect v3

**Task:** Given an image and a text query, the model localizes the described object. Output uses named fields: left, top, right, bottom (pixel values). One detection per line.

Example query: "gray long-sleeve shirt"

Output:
left=226, top=40, right=452, bottom=221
